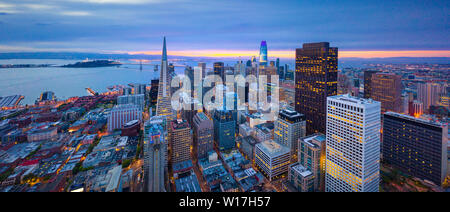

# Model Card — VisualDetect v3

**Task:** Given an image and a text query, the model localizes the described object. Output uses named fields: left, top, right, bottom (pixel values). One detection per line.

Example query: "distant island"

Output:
left=61, top=60, right=122, bottom=68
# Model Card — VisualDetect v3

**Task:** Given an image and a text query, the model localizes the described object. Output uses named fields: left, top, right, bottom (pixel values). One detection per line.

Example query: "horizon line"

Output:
left=128, top=50, right=450, bottom=59
left=1, top=50, right=450, bottom=59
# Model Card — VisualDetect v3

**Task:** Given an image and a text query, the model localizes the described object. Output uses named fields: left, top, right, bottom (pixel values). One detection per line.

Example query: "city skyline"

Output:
left=0, top=0, right=449, bottom=196
left=0, top=0, right=449, bottom=58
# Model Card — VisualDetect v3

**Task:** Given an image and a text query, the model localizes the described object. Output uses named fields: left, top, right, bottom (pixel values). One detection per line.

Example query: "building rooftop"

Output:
left=170, top=119, right=190, bottom=131
left=328, top=94, right=379, bottom=105
left=384, top=111, right=446, bottom=128
left=290, top=163, right=313, bottom=178
left=257, top=140, right=290, bottom=157
left=278, top=108, right=305, bottom=123
left=302, top=133, right=326, bottom=149
left=175, top=172, right=202, bottom=192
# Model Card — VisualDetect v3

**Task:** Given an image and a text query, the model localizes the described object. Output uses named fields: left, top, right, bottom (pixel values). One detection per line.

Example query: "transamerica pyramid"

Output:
left=155, top=37, right=174, bottom=121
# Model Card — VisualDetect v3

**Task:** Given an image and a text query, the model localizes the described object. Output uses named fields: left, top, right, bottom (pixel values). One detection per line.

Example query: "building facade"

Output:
left=295, top=42, right=338, bottom=135
left=417, top=82, right=446, bottom=112
left=192, top=112, right=214, bottom=159
left=274, top=108, right=306, bottom=161
left=117, top=94, right=145, bottom=111
left=143, top=117, right=167, bottom=192
left=255, top=140, right=290, bottom=181
left=369, top=73, right=402, bottom=113
left=325, top=94, right=381, bottom=192
left=107, top=104, right=142, bottom=132
left=363, top=70, right=380, bottom=99
left=169, top=119, right=192, bottom=164
left=213, top=110, right=236, bottom=151
left=287, top=162, right=315, bottom=192
left=298, top=133, right=326, bottom=192
left=382, top=112, right=448, bottom=186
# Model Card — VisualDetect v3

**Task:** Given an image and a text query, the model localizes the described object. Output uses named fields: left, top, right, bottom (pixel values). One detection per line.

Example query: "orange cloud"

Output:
left=129, top=50, right=450, bottom=59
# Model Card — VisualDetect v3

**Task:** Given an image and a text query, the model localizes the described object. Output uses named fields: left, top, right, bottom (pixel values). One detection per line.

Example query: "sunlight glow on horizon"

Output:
left=129, top=50, right=450, bottom=59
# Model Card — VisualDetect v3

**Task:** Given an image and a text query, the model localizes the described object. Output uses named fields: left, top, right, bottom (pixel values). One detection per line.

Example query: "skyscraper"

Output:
left=143, top=117, right=167, bottom=192
left=295, top=42, right=338, bottom=135
left=273, top=108, right=306, bottom=161
left=156, top=37, right=174, bottom=120
left=259, top=41, right=268, bottom=67
left=198, top=62, right=206, bottom=78
left=276, top=58, right=280, bottom=76
left=192, top=112, right=214, bottom=159
left=325, top=94, right=381, bottom=192
left=214, top=62, right=225, bottom=81
left=169, top=119, right=192, bottom=164
left=417, top=82, right=446, bottom=112
left=382, top=112, right=448, bottom=186
left=149, top=79, right=159, bottom=113
left=369, top=73, right=402, bottom=113
left=213, top=109, right=236, bottom=151
left=363, top=70, right=380, bottom=99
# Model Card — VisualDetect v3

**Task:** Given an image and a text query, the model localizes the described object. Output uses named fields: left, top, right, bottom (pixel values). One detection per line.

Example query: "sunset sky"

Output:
left=0, top=0, right=448, bottom=58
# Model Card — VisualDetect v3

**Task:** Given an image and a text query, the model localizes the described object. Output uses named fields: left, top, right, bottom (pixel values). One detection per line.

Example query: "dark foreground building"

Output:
left=382, top=112, right=448, bottom=186
left=295, top=42, right=338, bottom=135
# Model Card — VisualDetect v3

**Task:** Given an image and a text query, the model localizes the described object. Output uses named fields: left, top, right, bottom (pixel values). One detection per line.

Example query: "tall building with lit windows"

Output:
left=259, top=41, right=268, bottom=67
left=193, top=112, right=214, bottom=159
left=369, top=73, right=402, bottom=113
left=363, top=70, right=380, bottom=99
left=325, top=94, right=381, bottom=192
left=213, top=109, right=236, bottom=151
left=295, top=42, right=338, bottom=135
left=156, top=37, right=175, bottom=120
left=214, top=62, right=225, bottom=80
left=382, top=112, right=448, bottom=186
left=273, top=108, right=306, bottom=161
left=169, top=119, right=192, bottom=164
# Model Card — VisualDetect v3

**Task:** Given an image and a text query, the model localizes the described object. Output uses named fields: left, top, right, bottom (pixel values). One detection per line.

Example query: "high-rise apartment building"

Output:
left=382, top=112, right=448, bottom=186
left=192, top=112, right=214, bottom=159
left=274, top=108, right=306, bottom=160
left=295, top=42, right=338, bottom=135
left=325, top=94, right=381, bottom=192
left=169, top=119, right=192, bottom=164
left=369, top=73, right=402, bottom=113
